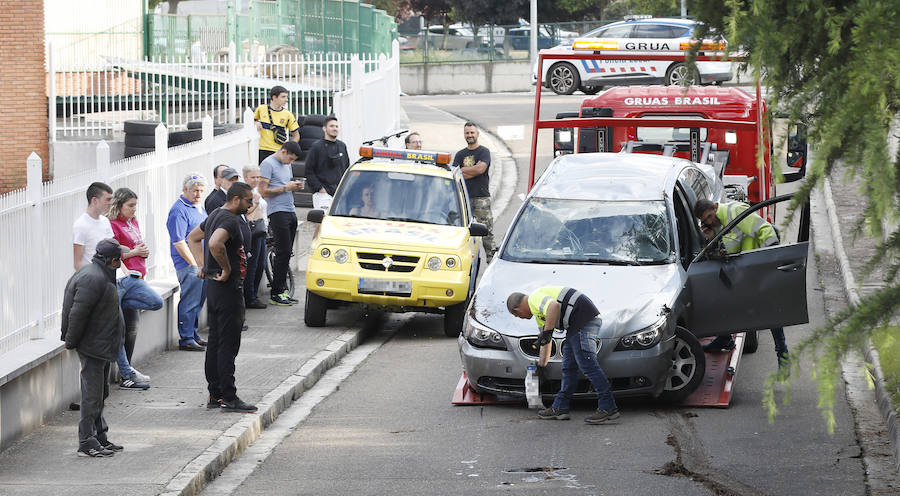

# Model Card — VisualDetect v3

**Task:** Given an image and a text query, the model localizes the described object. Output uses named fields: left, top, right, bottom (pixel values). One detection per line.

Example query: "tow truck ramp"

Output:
left=452, top=333, right=746, bottom=408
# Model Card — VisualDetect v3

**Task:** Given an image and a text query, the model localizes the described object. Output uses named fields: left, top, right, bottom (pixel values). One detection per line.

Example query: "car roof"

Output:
left=532, top=153, right=690, bottom=201
left=601, top=18, right=696, bottom=29
left=348, top=160, right=456, bottom=179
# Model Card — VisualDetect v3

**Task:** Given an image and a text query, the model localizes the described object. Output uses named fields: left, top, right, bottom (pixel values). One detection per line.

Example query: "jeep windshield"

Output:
left=503, top=198, right=674, bottom=264
left=329, top=170, right=464, bottom=227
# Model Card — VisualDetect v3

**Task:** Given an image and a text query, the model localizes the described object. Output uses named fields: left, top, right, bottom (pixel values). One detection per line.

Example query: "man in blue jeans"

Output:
left=167, top=173, right=209, bottom=351
left=508, top=287, right=619, bottom=424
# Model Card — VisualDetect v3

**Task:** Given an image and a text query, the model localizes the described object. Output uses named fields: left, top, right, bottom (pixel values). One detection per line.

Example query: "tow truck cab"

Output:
left=553, top=85, right=808, bottom=220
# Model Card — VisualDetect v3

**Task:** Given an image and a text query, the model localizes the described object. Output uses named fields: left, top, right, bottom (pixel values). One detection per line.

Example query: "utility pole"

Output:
left=681, top=0, right=687, bottom=18
left=529, top=0, right=537, bottom=67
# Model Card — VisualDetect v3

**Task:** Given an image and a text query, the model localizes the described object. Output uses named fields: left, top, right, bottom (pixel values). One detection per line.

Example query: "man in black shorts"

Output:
left=187, top=182, right=257, bottom=413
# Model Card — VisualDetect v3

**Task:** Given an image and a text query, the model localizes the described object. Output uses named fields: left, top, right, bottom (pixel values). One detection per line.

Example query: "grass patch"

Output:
left=872, top=326, right=900, bottom=407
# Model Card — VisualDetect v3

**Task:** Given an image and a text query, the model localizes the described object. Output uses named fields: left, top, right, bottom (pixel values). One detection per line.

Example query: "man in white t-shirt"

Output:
left=73, top=182, right=115, bottom=270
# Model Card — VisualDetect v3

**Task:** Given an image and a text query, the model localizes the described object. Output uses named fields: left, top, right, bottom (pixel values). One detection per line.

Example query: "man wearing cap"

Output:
left=205, top=165, right=240, bottom=213
left=61, top=238, right=127, bottom=457
left=507, top=287, right=619, bottom=424
left=258, top=141, right=304, bottom=306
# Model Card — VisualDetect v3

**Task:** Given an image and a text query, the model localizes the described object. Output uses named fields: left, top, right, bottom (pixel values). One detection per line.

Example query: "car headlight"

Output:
left=614, top=316, right=667, bottom=351
left=320, top=247, right=331, bottom=258
left=427, top=256, right=442, bottom=271
left=334, top=249, right=349, bottom=264
left=463, top=317, right=507, bottom=350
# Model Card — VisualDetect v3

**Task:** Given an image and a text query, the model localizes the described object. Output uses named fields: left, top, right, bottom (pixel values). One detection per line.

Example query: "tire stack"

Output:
left=123, top=120, right=163, bottom=158
left=169, top=121, right=229, bottom=147
left=291, top=114, right=327, bottom=208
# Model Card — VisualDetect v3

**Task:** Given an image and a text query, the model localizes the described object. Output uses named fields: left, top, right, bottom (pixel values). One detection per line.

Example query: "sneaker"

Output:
left=246, top=299, right=268, bottom=309
left=119, top=377, right=150, bottom=390
left=269, top=293, right=293, bottom=306
left=221, top=398, right=258, bottom=413
left=100, top=440, right=124, bottom=452
left=131, top=369, right=150, bottom=383
left=207, top=396, right=223, bottom=409
left=77, top=446, right=114, bottom=457
left=585, top=408, right=620, bottom=424
left=281, top=291, right=298, bottom=305
left=702, top=338, right=736, bottom=353
left=537, top=407, right=570, bottom=420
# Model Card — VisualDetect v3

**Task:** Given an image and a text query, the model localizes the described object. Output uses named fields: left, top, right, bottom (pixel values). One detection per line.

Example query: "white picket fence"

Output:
left=49, top=41, right=396, bottom=139
left=3, top=41, right=400, bottom=357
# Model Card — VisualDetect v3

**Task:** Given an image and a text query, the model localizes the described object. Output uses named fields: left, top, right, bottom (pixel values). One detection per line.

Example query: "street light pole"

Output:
left=530, top=0, right=537, bottom=67
left=681, top=0, right=687, bottom=18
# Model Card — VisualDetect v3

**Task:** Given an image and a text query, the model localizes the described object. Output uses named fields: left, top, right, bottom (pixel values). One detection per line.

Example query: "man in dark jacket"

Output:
left=304, top=116, right=350, bottom=210
left=61, top=238, right=126, bottom=457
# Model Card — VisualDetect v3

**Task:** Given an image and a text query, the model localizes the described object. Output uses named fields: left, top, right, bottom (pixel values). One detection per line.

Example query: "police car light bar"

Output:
left=359, top=146, right=451, bottom=165
left=572, top=39, right=619, bottom=50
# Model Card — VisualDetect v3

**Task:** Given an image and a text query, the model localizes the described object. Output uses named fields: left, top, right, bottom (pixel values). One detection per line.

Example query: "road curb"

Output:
left=821, top=177, right=900, bottom=472
left=159, top=329, right=364, bottom=496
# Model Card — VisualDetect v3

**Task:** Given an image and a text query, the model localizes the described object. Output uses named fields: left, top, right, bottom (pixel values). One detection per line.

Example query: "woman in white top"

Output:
left=243, top=165, right=269, bottom=308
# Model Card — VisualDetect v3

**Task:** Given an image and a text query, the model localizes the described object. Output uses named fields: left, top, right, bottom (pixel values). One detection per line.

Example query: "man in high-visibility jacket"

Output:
left=694, top=199, right=789, bottom=367
left=507, top=287, right=619, bottom=424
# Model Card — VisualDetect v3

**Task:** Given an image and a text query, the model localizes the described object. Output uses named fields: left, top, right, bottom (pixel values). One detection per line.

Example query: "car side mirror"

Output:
left=307, top=209, right=325, bottom=223
left=469, top=222, right=489, bottom=237
left=782, top=123, right=807, bottom=183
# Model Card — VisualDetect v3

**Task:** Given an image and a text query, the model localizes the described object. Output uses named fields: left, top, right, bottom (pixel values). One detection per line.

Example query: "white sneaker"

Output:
left=131, top=369, right=150, bottom=383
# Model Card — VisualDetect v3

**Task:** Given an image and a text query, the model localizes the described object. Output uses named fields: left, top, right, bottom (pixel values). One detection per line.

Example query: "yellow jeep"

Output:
left=304, top=147, right=489, bottom=336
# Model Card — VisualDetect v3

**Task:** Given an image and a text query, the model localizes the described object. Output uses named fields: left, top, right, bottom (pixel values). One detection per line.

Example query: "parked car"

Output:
left=533, top=18, right=733, bottom=95
left=458, top=152, right=810, bottom=402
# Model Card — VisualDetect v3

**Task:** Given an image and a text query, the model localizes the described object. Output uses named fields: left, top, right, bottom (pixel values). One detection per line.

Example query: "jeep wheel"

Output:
left=659, top=326, right=705, bottom=402
left=444, top=299, right=467, bottom=337
left=304, top=290, right=328, bottom=327
left=665, top=63, right=699, bottom=86
left=548, top=63, right=580, bottom=95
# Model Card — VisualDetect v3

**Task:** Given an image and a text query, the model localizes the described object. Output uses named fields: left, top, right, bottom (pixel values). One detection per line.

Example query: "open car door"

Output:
left=685, top=194, right=810, bottom=337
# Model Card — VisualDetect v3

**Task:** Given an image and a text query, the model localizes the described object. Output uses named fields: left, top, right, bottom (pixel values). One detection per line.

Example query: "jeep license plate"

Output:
left=358, top=278, right=412, bottom=295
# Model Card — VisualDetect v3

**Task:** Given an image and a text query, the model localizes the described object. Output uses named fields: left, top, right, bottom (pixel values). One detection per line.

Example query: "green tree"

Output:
left=692, top=0, right=900, bottom=431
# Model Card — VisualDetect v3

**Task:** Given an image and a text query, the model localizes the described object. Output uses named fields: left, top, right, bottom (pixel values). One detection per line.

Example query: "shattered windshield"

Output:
left=329, top=170, right=464, bottom=227
left=503, top=198, right=674, bottom=264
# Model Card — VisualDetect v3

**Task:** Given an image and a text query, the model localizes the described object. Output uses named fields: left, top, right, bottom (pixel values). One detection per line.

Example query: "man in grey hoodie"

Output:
left=61, top=238, right=127, bottom=457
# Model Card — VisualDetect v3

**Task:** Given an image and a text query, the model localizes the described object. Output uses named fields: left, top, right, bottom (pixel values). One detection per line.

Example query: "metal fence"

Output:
left=50, top=42, right=391, bottom=138
left=148, top=0, right=397, bottom=60
left=398, top=20, right=617, bottom=65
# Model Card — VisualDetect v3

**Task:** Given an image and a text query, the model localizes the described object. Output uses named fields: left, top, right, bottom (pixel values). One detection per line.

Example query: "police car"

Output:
left=533, top=17, right=733, bottom=95
left=304, top=147, right=489, bottom=337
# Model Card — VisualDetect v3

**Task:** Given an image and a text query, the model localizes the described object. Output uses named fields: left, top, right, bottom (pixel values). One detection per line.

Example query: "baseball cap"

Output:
left=95, top=238, right=122, bottom=259
left=220, top=167, right=239, bottom=180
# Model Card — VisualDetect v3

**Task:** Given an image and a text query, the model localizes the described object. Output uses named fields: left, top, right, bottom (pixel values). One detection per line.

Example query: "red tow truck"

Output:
left=453, top=49, right=809, bottom=408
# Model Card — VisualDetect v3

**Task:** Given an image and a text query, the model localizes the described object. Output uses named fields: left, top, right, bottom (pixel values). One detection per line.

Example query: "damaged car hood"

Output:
left=470, top=258, right=682, bottom=338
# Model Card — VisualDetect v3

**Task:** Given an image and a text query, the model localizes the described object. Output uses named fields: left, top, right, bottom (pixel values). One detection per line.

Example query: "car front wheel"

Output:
left=304, top=290, right=328, bottom=327
left=548, top=62, right=580, bottom=95
left=659, top=326, right=706, bottom=402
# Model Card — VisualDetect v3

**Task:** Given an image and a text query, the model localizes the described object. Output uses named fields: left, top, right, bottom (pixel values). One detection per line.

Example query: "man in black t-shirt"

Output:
left=187, top=182, right=257, bottom=414
left=452, top=122, right=495, bottom=261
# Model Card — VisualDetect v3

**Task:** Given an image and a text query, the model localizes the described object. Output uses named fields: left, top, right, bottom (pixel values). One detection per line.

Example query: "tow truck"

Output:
left=453, top=48, right=809, bottom=408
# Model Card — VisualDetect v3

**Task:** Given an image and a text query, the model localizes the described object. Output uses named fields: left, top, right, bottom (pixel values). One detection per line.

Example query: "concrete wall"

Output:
left=401, top=61, right=532, bottom=95
left=0, top=282, right=178, bottom=451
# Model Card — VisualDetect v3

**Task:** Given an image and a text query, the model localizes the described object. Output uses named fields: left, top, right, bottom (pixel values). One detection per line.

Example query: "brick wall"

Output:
left=0, top=0, right=49, bottom=194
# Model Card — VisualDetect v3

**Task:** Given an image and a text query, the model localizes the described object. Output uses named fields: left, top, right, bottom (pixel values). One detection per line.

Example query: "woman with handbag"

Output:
left=242, top=165, right=269, bottom=309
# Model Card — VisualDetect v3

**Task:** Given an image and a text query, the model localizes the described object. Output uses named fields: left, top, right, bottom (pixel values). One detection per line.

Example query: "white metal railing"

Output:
left=0, top=112, right=258, bottom=356
left=49, top=41, right=392, bottom=139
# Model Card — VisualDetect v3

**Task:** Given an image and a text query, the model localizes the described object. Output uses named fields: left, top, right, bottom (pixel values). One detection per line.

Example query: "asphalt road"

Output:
left=206, top=93, right=866, bottom=496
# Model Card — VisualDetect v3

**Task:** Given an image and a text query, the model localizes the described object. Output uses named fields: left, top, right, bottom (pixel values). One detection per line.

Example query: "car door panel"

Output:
left=685, top=241, right=809, bottom=337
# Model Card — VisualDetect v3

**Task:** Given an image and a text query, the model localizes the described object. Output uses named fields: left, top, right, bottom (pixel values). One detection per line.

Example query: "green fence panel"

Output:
left=342, top=0, right=359, bottom=55
left=324, top=0, right=344, bottom=54
left=301, top=0, right=326, bottom=53
left=358, top=4, right=374, bottom=55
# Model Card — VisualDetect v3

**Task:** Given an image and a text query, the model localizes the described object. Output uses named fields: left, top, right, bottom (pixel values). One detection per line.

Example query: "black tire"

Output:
left=665, top=63, right=699, bottom=86
left=123, top=120, right=162, bottom=135
left=123, top=146, right=154, bottom=158
left=547, top=62, right=580, bottom=95
left=293, top=191, right=313, bottom=208
left=658, top=326, right=706, bottom=403
left=301, top=114, right=328, bottom=128
left=304, top=289, right=328, bottom=327
left=299, top=137, right=320, bottom=151
left=168, top=129, right=202, bottom=146
left=743, top=330, right=759, bottom=354
left=186, top=121, right=221, bottom=129
left=265, top=249, right=294, bottom=299
left=124, top=134, right=156, bottom=148
left=581, top=85, right=602, bottom=95
left=292, top=160, right=306, bottom=178
left=444, top=300, right=468, bottom=337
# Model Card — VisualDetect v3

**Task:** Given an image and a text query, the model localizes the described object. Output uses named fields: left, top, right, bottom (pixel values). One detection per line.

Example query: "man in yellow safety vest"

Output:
left=694, top=198, right=789, bottom=367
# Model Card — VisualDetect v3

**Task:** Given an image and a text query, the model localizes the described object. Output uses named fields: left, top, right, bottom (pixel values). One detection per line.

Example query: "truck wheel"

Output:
left=659, top=326, right=706, bottom=402
left=444, top=299, right=468, bottom=337
left=581, top=85, right=602, bottom=95
left=665, top=63, right=699, bottom=86
left=743, top=330, right=759, bottom=354
left=548, top=63, right=580, bottom=95
left=304, top=290, right=328, bottom=327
